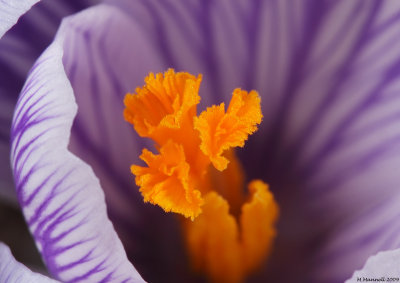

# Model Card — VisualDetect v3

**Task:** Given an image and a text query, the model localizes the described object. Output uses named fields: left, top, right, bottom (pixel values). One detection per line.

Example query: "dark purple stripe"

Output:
left=258, top=0, right=329, bottom=176
left=54, top=250, right=94, bottom=273
left=20, top=167, right=56, bottom=206
left=67, top=259, right=109, bottom=283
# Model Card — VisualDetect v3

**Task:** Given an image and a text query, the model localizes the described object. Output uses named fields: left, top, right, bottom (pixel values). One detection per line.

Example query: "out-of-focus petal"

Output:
left=0, top=0, right=98, bottom=204
left=104, top=0, right=400, bottom=281
left=11, top=6, right=145, bottom=282
left=346, top=248, right=400, bottom=282
left=23, top=0, right=400, bottom=282
left=62, top=4, right=194, bottom=282
left=0, top=242, right=58, bottom=283
left=271, top=2, right=400, bottom=282
left=106, top=0, right=253, bottom=106
left=0, top=0, right=39, bottom=38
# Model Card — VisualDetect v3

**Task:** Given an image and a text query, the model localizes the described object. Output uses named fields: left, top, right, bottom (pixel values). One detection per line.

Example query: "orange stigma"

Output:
left=124, top=69, right=279, bottom=282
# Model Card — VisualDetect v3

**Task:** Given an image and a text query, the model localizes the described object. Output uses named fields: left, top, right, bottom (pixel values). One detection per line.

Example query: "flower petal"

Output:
left=346, top=248, right=400, bottom=282
left=11, top=6, right=144, bottom=282
left=0, top=0, right=98, bottom=203
left=0, top=242, right=58, bottom=283
left=61, top=4, right=194, bottom=282
left=106, top=0, right=400, bottom=281
left=0, top=0, right=39, bottom=39
left=232, top=1, right=400, bottom=282
left=106, top=0, right=254, bottom=106
left=36, top=0, right=400, bottom=282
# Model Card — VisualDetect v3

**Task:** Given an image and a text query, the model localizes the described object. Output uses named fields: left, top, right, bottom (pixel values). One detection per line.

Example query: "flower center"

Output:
left=124, top=69, right=279, bottom=283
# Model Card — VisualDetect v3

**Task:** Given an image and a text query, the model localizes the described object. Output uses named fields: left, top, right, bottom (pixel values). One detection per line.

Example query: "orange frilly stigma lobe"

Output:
left=194, top=88, right=262, bottom=171
left=131, top=141, right=203, bottom=219
left=124, top=69, right=201, bottom=142
left=124, top=69, right=279, bottom=282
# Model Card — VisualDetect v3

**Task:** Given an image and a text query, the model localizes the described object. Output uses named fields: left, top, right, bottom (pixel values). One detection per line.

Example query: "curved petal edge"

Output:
left=0, top=0, right=40, bottom=38
left=0, top=242, right=58, bottom=283
left=10, top=4, right=145, bottom=283
left=346, top=248, right=400, bottom=283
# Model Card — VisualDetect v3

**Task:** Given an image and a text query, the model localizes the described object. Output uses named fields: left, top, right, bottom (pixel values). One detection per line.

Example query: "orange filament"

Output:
left=204, top=149, right=245, bottom=217
left=124, top=69, right=279, bottom=283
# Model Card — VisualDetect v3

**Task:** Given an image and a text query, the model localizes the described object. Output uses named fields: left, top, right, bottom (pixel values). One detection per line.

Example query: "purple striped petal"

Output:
left=102, top=0, right=400, bottom=282
left=346, top=248, right=400, bottom=282
left=0, top=0, right=98, bottom=204
left=12, top=0, right=400, bottom=282
left=266, top=2, right=400, bottom=281
left=62, top=4, right=198, bottom=282
left=0, top=242, right=58, bottom=283
left=10, top=5, right=144, bottom=282
left=0, top=0, right=39, bottom=38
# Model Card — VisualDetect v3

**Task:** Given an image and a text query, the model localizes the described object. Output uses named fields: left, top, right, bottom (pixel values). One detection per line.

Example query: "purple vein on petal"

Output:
left=28, top=181, right=76, bottom=227
left=303, top=56, right=400, bottom=178
left=241, top=0, right=263, bottom=90
left=66, top=259, right=109, bottom=283
left=20, top=167, right=56, bottom=206
left=71, top=123, right=136, bottom=200
left=55, top=249, right=94, bottom=273
left=63, top=15, right=149, bottom=198
left=307, top=132, right=400, bottom=196
left=260, top=1, right=329, bottom=174
left=302, top=1, right=364, bottom=77
left=11, top=5, right=146, bottom=282
left=63, top=25, right=141, bottom=199
left=316, top=196, right=400, bottom=267
left=277, top=2, right=381, bottom=173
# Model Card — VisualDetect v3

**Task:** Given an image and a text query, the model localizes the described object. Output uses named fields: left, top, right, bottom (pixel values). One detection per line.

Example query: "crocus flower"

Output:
left=2, top=0, right=400, bottom=282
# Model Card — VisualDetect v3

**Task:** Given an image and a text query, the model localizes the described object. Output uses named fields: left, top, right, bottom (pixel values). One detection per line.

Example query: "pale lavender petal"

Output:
left=11, top=5, right=144, bottom=282
left=24, top=0, right=400, bottom=282
left=64, top=7, right=261, bottom=280
left=0, top=0, right=39, bottom=38
left=103, top=0, right=400, bottom=282
left=272, top=2, right=400, bottom=281
left=0, top=0, right=98, bottom=203
left=231, top=0, right=400, bottom=281
left=346, top=248, right=400, bottom=282
left=62, top=4, right=197, bottom=282
left=0, top=242, right=58, bottom=283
